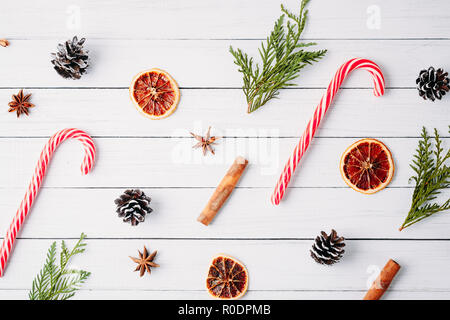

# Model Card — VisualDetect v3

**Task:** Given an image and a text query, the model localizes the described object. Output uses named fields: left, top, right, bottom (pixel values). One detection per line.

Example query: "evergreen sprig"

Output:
left=29, top=233, right=90, bottom=300
left=400, top=127, right=450, bottom=230
left=229, top=0, right=326, bottom=113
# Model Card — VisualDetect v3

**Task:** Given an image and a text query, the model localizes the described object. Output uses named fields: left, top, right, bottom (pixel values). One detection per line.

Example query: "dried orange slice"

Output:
left=340, top=138, right=394, bottom=194
left=129, top=68, right=180, bottom=119
left=206, top=255, right=248, bottom=300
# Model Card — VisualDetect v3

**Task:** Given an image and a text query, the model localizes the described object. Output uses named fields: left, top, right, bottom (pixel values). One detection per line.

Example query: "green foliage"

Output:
left=29, top=233, right=90, bottom=300
left=229, top=0, right=327, bottom=113
left=400, top=127, right=450, bottom=230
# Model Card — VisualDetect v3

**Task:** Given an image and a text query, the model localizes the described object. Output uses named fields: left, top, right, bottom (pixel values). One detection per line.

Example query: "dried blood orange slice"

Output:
left=129, top=68, right=180, bottom=120
left=340, top=138, right=394, bottom=194
left=206, top=255, right=248, bottom=300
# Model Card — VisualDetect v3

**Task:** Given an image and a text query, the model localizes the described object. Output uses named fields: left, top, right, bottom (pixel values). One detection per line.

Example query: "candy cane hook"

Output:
left=0, top=128, right=96, bottom=276
left=271, top=58, right=385, bottom=205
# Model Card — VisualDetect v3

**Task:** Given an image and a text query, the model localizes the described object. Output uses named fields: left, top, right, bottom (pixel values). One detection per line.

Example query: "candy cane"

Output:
left=0, top=128, right=96, bottom=276
left=271, top=58, right=385, bottom=205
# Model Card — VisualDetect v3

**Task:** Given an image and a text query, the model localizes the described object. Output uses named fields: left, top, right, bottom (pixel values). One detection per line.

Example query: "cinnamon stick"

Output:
left=197, top=156, right=248, bottom=226
left=363, top=259, right=400, bottom=300
left=0, top=39, right=9, bottom=47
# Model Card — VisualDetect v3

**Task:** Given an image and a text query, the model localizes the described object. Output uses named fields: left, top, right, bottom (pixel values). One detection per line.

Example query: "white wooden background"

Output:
left=0, top=0, right=449, bottom=300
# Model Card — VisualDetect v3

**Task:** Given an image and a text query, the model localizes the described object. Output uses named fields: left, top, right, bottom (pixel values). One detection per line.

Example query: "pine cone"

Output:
left=115, top=189, right=152, bottom=226
left=310, top=229, right=345, bottom=265
left=416, top=67, right=449, bottom=101
left=51, top=36, right=89, bottom=79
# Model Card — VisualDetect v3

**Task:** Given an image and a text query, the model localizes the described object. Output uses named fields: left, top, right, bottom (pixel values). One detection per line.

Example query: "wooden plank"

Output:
left=0, top=137, right=446, bottom=188
left=0, top=188, right=448, bottom=239
left=1, top=40, right=449, bottom=88
left=0, top=89, right=446, bottom=138
left=0, top=239, right=448, bottom=293
left=2, top=289, right=449, bottom=300
left=0, top=0, right=448, bottom=301
left=1, top=0, right=449, bottom=39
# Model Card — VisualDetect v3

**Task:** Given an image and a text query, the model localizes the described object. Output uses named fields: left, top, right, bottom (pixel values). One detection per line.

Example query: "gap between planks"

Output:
left=0, top=87, right=417, bottom=89
left=4, top=37, right=450, bottom=41
left=0, top=136, right=446, bottom=139
left=7, top=237, right=450, bottom=241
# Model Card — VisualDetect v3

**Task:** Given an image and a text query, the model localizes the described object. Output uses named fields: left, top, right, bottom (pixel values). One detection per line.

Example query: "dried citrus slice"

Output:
left=340, top=138, right=394, bottom=194
left=206, top=255, right=248, bottom=300
left=129, top=68, right=180, bottom=119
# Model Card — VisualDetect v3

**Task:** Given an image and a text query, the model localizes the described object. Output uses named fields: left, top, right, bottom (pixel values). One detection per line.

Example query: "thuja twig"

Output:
left=400, top=127, right=450, bottom=230
left=229, top=0, right=326, bottom=113
left=29, top=233, right=90, bottom=300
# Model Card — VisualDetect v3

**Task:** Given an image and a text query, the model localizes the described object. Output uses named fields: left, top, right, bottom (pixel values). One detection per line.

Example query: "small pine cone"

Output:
left=115, top=189, right=152, bottom=226
left=416, top=67, right=449, bottom=101
left=310, top=229, right=345, bottom=265
left=51, top=36, right=89, bottom=79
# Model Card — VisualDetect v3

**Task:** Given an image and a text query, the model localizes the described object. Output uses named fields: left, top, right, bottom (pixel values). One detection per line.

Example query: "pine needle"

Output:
left=29, top=233, right=90, bottom=300
left=229, top=0, right=327, bottom=113
left=400, top=127, right=450, bottom=230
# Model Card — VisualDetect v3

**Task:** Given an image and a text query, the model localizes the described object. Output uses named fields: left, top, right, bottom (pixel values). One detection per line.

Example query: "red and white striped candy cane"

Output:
left=271, top=58, right=385, bottom=205
left=0, top=128, right=96, bottom=276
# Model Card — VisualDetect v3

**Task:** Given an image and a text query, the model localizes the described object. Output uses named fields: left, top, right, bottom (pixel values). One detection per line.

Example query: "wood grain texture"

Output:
left=0, top=89, right=447, bottom=137
left=0, top=0, right=449, bottom=300
left=0, top=137, right=447, bottom=188
left=0, top=239, right=449, bottom=296
left=2, top=289, right=450, bottom=300
left=0, top=188, right=448, bottom=239
left=1, top=0, right=449, bottom=39
left=0, top=40, right=449, bottom=88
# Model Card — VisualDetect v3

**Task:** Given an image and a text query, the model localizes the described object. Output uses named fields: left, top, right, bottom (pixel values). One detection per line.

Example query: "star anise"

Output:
left=129, top=246, right=159, bottom=277
left=8, top=90, right=34, bottom=117
left=0, top=39, right=9, bottom=47
left=190, top=126, right=220, bottom=156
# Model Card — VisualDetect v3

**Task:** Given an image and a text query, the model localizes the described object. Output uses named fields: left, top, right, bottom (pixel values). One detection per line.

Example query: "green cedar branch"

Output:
left=229, top=0, right=327, bottom=113
left=400, top=127, right=450, bottom=230
left=29, top=233, right=90, bottom=300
